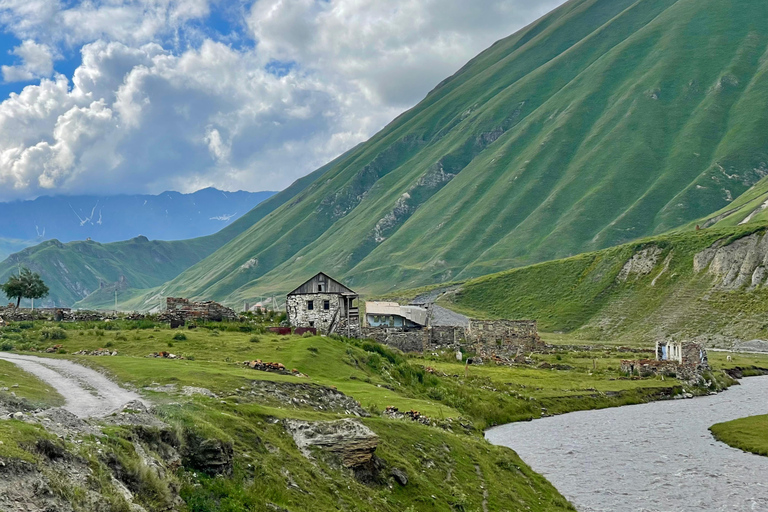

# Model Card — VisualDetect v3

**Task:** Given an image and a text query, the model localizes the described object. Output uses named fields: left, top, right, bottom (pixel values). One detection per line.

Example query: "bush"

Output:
left=17, top=322, right=34, bottom=330
left=302, top=331, right=313, bottom=338
left=172, top=333, right=187, bottom=341
left=0, top=341, right=14, bottom=351
left=105, top=341, right=114, bottom=347
left=95, top=329, right=105, bottom=337
left=167, top=342, right=174, bottom=348
left=307, top=346, right=319, bottom=354
left=249, top=336, right=261, bottom=343
left=40, top=327, right=67, bottom=340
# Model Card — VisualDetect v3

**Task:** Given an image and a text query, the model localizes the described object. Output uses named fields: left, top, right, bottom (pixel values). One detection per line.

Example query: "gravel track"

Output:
left=0, top=353, right=140, bottom=418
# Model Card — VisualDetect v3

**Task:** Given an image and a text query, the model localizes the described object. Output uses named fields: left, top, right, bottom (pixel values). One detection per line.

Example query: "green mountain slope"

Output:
left=131, top=0, right=768, bottom=309
left=0, top=158, right=339, bottom=307
left=436, top=224, right=768, bottom=347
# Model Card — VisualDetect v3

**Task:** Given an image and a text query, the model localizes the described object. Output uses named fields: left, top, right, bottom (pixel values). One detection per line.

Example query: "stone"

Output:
left=12, top=412, right=23, bottom=420
left=390, top=467, right=408, bottom=485
left=182, top=434, right=234, bottom=476
left=284, top=418, right=378, bottom=468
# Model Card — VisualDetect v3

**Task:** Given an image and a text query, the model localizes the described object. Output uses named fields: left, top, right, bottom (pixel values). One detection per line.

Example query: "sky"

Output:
left=0, top=0, right=566, bottom=201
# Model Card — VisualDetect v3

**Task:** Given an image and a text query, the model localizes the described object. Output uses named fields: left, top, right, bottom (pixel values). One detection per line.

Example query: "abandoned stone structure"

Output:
left=655, top=340, right=708, bottom=366
left=162, top=297, right=237, bottom=326
left=621, top=341, right=709, bottom=381
left=286, top=273, right=360, bottom=336
left=361, top=301, right=543, bottom=357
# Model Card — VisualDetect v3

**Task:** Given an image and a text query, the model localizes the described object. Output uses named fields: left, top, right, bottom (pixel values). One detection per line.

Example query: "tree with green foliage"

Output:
left=1, top=268, right=49, bottom=309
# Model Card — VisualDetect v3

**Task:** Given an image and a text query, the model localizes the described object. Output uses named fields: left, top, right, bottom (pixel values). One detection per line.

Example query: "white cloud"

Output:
left=2, top=40, right=55, bottom=83
left=0, top=0, right=567, bottom=201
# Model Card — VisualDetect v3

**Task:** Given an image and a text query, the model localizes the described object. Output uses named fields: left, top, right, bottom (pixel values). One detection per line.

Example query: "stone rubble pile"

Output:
left=242, top=360, right=307, bottom=377
left=147, top=351, right=185, bottom=360
left=73, top=349, right=118, bottom=356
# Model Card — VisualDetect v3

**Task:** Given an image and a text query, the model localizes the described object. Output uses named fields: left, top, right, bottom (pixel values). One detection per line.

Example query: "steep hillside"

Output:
left=436, top=224, right=768, bottom=347
left=0, top=159, right=339, bottom=307
left=0, top=188, right=275, bottom=249
left=135, top=0, right=768, bottom=309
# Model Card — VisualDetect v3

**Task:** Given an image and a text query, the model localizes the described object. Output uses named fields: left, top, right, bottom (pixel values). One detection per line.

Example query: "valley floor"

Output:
left=0, top=319, right=766, bottom=511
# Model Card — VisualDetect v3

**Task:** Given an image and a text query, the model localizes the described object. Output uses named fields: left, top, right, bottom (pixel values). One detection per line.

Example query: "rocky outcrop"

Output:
left=284, top=418, right=378, bottom=468
left=694, top=233, right=768, bottom=288
left=617, top=246, right=663, bottom=282
left=181, top=433, right=234, bottom=476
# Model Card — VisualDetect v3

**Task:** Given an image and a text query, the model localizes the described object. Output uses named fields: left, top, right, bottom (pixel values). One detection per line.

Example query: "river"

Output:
left=486, top=376, right=768, bottom=512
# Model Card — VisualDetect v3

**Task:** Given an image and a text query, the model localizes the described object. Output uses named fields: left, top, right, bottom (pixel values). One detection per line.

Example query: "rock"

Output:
left=617, top=246, right=662, bottom=282
left=455, top=350, right=463, bottom=361
left=284, top=418, right=378, bottom=468
left=12, top=412, right=23, bottom=420
left=182, top=433, right=233, bottom=476
left=390, top=467, right=408, bottom=485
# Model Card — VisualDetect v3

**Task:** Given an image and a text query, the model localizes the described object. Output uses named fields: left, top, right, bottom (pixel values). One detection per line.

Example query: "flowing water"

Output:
left=486, top=376, right=768, bottom=512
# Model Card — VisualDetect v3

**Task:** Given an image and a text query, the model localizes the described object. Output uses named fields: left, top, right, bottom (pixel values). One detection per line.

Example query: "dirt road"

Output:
left=0, top=353, right=140, bottom=418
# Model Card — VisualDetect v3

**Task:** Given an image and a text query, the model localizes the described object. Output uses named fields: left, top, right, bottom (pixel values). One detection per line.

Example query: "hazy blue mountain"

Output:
left=0, top=188, right=275, bottom=259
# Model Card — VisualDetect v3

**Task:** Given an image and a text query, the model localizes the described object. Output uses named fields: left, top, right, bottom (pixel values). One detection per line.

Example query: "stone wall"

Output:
left=362, top=319, right=542, bottom=356
left=361, top=328, right=426, bottom=353
left=163, top=298, right=237, bottom=323
left=287, top=293, right=344, bottom=334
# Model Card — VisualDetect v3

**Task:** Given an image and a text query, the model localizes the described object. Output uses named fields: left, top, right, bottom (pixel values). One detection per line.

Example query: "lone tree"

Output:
left=2, top=268, right=49, bottom=309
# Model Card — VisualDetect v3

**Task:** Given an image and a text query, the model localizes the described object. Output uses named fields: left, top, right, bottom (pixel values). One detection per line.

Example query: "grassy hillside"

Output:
left=0, top=155, right=343, bottom=308
left=127, top=0, right=768, bottom=310
left=430, top=223, right=768, bottom=346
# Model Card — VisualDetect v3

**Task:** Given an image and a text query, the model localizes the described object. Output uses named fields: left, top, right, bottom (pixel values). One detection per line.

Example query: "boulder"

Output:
left=284, top=418, right=378, bottom=468
left=390, top=467, right=408, bottom=486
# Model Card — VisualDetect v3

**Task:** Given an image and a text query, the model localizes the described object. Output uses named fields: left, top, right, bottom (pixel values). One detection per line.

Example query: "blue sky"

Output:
left=0, top=0, right=565, bottom=201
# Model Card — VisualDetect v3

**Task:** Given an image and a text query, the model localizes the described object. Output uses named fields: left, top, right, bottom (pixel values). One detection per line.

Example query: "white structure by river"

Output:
left=486, top=376, right=768, bottom=512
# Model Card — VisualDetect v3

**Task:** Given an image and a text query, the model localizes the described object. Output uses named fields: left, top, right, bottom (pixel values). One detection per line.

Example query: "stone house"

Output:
left=286, top=273, right=360, bottom=336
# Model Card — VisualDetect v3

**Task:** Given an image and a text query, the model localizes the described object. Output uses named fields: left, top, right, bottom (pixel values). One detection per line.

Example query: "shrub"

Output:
left=18, top=322, right=34, bottom=330
left=307, top=346, right=319, bottom=354
left=238, top=324, right=253, bottom=333
left=167, top=342, right=174, bottom=348
left=0, top=341, right=14, bottom=351
left=172, top=333, right=187, bottom=341
left=302, top=331, right=313, bottom=338
left=95, top=329, right=105, bottom=337
left=40, top=327, right=67, bottom=340
left=249, top=336, right=261, bottom=343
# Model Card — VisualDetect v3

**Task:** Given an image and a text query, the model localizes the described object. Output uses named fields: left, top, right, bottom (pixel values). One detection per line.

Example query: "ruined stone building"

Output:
left=162, top=297, right=237, bottom=326
left=656, top=340, right=708, bottom=366
left=286, top=273, right=360, bottom=336
left=361, top=301, right=543, bottom=356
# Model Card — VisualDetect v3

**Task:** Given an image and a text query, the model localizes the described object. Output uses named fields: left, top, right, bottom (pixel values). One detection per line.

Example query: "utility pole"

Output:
left=114, top=289, right=118, bottom=314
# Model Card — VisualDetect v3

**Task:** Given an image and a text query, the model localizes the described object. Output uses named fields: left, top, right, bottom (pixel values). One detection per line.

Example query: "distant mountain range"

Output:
left=0, top=188, right=275, bottom=260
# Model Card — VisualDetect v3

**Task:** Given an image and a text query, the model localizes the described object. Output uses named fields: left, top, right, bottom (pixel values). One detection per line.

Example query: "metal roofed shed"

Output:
left=365, top=301, right=427, bottom=329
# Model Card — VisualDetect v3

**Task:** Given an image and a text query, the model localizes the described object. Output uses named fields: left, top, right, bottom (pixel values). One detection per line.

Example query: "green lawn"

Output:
left=711, top=415, right=768, bottom=457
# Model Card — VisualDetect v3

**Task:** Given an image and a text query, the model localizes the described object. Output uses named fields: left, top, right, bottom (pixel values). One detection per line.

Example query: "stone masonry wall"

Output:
left=287, top=293, right=342, bottom=334
left=164, top=298, right=237, bottom=322
left=362, top=320, right=542, bottom=356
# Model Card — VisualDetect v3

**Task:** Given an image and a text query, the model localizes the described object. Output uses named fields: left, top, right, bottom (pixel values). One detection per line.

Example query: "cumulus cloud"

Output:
left=2, top=40, right=55, bottom=82
left=0, top=0, right=566, bottom=200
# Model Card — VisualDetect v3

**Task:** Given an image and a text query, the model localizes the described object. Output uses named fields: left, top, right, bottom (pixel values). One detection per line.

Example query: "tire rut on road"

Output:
left=0, top=353, right=140, bottom=418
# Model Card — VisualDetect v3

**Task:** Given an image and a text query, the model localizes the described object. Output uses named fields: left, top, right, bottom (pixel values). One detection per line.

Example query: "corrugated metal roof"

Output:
left=365, top=302, right=427, bottom=326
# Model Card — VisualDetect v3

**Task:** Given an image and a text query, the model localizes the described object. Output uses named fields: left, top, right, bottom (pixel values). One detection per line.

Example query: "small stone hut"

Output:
left=286, top=273, right=360, bottom=336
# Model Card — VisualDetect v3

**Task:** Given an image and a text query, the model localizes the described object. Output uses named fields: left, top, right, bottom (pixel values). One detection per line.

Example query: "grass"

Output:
left=0, top=317, right=754, bottom=511
left=0, top=319, right=583, bottom=511
left=710, top=415, right=768, bottom=457
left=0, top=359, right=64, bottom=407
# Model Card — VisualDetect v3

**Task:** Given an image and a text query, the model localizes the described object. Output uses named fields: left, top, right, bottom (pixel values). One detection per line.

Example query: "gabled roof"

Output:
left=287, top=272, right=357, bottom=296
